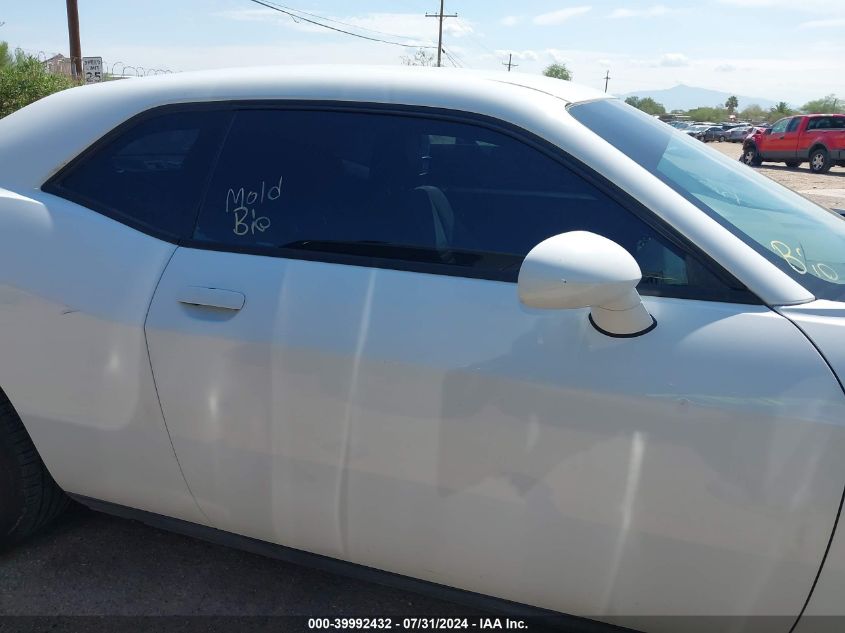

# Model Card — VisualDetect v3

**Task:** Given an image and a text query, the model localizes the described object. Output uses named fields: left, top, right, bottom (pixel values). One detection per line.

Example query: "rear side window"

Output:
left=46, top=110, right=230, bottom=239
left=787, top=118, right=802, bottom=132
left=193, top=108, right=737, bottom=299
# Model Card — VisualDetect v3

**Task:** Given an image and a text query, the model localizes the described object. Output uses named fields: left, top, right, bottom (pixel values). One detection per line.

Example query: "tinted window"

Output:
left=50, top=110, right=230, bottom=238
left=194, top=108, right=734, bottom=297
left=808, top=116, right=845, bottom=130
left=787, top=117, right=802, bottom=132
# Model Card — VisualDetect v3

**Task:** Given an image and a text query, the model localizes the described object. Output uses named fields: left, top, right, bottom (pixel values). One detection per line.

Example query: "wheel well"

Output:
left=809, top=143, right=829, bottom=156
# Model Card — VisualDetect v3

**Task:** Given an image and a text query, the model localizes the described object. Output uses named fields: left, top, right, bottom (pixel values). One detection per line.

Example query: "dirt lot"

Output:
left=710, top=141, right=845, bottom=212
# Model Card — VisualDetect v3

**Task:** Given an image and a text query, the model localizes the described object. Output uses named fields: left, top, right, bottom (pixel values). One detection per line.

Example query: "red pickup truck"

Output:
left=741, top=114, right=845, bottom=173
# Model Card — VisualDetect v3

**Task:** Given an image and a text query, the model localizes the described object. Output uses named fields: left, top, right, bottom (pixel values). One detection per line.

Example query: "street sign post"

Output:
left=82, top=57, right=103, bottom=83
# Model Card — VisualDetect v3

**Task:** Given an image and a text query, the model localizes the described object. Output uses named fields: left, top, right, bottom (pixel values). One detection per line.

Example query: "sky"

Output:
left=1, top=0, right=843, bottom=106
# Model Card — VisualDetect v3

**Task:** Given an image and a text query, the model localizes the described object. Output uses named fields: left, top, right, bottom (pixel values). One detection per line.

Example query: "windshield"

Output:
left=569, top=99, right=845, bottom=302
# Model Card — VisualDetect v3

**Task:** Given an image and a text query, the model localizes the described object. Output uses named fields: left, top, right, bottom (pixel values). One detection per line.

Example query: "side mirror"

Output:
left=764, top=129, right=772, bottom=135
left=518, top=231, right=656, bottom=337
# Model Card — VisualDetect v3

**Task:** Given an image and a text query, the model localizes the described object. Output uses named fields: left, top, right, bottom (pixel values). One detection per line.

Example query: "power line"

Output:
left=426, top=0, right=457, bottom=67
left=257, top=1, right=432, bottom=43
left=246, top=0, right=436, bottom=49
left=441, top=47, right=462, bottom=68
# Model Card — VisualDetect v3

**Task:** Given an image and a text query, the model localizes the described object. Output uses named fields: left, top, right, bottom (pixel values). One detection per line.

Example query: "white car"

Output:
left=1, top=67, right=845, bottom=633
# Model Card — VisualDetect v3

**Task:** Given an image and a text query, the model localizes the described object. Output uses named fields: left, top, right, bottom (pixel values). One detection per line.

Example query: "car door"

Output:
left=145, top=105, right=845, bottom=631
left=766, top=117, right=801, bottom=159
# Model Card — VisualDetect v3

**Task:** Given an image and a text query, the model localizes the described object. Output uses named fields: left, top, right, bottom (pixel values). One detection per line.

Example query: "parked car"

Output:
left=683, top=124, right=710, bottom=140
left=725, top=125, right=753, bottom=142
left=3, top=67, right=845, bottom=633
left=742, top=114, right=845, bottom=172
left=701, top=125, right=727, bottom=142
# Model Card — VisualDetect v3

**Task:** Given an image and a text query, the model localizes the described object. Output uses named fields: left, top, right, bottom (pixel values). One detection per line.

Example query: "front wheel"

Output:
left=809, top=148, right=832, bottom=174
left=719, top=135, right=726, bottom=142
left=0, top=390, right=69, bottom=548
left=742, top=146, right=762, bottom=166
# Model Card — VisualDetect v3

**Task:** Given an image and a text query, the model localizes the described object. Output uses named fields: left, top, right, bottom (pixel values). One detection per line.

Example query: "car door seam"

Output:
left=143, top=245, right=212, bottom=524
left=776, top=311, right=845, bottom=633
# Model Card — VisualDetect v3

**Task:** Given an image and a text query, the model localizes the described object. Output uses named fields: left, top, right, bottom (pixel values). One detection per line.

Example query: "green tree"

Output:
left=768, top=101, right=795, bottom=122
left=625, top=96, right=666, bottom=116
left=0, top=41, right=13, bottom=68
left=725, top=95, right=739, bottom=115
left=685, top=106, right=727, bottom=122
left=542, top=63, right=572, bottom=81
left=801, top=94, right=843, bottom=114
left=739, top=103, right=767, bottom=122
left=0, top=46, right=77, bottom=118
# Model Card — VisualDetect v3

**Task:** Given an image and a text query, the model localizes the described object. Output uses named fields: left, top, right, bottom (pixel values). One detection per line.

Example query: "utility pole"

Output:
left=502, top=53, right=518, bottom=72
left=65, top=0, right=82, bottom=79
left=426, top=0, right=457, bottom=68
left=604, top=70, right=611, bottom=93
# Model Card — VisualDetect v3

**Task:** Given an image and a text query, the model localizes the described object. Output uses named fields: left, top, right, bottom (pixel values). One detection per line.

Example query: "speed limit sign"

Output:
left=82, top=57, right=103, bottom=83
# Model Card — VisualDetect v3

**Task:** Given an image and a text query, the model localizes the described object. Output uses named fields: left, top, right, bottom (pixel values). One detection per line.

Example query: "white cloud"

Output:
left=609, top=5, right=672, bottom=19
left=659, top=53, right=690, bottom=67
left=715, top=63, right=737, bottom=72
left=532, top=7, right=592, bottom=26
left=545, top=49, right=578, bottom=65
left=214, top=10, right=474, bottom=45
left=499, top=15, right=523, bottom=27
left=495, top=49, right=540, bottom=61
left=800, top=18, right=845, bottom=28
left=717, top=0, right=844, bottom=13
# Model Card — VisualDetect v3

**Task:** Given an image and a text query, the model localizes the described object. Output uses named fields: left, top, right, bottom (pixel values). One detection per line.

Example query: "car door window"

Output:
left=771, top=118, right=789, bottom=134
left=45, top=109, right=231, bottom=239
left=787, top=118, right=802, bottom=132
left=192, top=108, right=741, bottom=300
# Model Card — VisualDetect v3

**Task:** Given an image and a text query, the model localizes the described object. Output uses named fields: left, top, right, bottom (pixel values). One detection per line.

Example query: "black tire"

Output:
left=742, top=145, right=762, bottom=166
left=719, top=135, right=726, bottom=142
left=785, top=160, right=801, bottom=169
left=809, top=147, right=832, bottom=174
left=0, top=389, right=69, bottom=548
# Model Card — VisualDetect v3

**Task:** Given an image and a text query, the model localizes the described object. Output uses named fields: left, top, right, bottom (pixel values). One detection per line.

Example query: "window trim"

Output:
left=42, top=100, right=759, bottom=305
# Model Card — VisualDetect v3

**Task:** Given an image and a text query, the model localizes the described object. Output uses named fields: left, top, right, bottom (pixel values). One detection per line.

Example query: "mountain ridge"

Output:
left=619, top=84, right=778, bottom=111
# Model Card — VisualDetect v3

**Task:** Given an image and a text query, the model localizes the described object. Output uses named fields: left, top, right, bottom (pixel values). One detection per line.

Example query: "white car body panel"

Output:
left=0, top=189, right=204, bottom=523
left=0, top=67, right=844, bottom=631
left=780, top=301, right=845, bottom=625
left=146, top=246, right=845, bottom=630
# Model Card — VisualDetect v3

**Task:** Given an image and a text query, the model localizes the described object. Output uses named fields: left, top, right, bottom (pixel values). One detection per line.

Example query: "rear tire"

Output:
left=0, top=390, right=69, bottom=548
left=809, top=148, right=832, bottom=174
left=785, top=160, right=801, bottom=169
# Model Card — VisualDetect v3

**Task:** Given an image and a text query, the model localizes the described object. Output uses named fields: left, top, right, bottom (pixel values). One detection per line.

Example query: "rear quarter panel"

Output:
left=0, top=187, right=203, bottom=523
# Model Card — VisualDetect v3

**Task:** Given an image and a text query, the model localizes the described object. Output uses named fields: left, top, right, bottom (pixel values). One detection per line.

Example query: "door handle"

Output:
left=177, top=286, right=245, bottom=311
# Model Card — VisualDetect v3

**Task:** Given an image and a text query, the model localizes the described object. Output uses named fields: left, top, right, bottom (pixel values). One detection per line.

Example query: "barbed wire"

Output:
left=15, top=47, right=176, bottom=76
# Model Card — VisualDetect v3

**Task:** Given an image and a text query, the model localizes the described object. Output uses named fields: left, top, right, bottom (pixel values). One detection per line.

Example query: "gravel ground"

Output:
left=0, top=505, right=569, bottom=632
left=0, top=504, right=476, bottom=617
left=709, top=141, right=845, bottom=212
